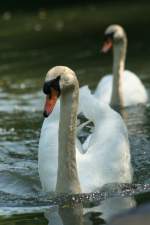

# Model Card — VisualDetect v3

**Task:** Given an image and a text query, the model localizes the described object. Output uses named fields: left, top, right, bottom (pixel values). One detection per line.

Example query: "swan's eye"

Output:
left=104, top=32, right=114, bottom=42
left=43, top=81, right=51, bottom=95
left=43, top=76, right=61, bottom=96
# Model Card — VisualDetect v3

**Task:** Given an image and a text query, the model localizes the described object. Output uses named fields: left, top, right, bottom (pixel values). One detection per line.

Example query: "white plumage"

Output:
left=38, top=85, right=132, bottom=193
left=38, top=66, right=134, bottom=221
left=95, top=24, right=148, bottom=107
left=95, top=70, right=148, bottom=106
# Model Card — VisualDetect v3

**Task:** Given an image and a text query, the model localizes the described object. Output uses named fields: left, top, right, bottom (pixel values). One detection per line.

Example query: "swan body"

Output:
left=95, top=70, right=148, bottom=107
left=96, top=24, right=148, bottom=108
left=38, top=101, right=60, bottom=192
left=38, top=66, right=132, bottom=194
left=77, top=88, right=132, bottom=192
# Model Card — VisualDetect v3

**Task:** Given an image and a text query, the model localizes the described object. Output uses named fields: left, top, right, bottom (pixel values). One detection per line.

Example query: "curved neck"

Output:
left=56, top=84, right=81, bottom=194
left=110, top=38, right=127, bottom=109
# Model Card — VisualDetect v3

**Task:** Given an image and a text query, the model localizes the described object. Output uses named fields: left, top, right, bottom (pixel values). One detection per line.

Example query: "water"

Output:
left=0, top=2, right=150, bottom=224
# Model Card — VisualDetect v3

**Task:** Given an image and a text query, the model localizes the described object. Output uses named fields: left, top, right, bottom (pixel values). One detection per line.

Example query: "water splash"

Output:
left=0, top=183, right=149, bottom=208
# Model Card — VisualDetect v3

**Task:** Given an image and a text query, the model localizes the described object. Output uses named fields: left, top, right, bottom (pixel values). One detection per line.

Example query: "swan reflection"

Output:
left=46, top=204, right=102, bottom=225
left=46, top=196, right=135, bottom=225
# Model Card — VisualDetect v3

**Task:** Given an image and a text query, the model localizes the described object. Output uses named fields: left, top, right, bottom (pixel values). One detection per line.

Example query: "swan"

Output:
left=94, top=24, right=148, bottom=108
left=38, top=66, right=132, bottom=194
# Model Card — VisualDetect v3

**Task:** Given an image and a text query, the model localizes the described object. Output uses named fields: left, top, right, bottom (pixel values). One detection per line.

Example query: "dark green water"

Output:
left=0, top=2, right=150, bottom=224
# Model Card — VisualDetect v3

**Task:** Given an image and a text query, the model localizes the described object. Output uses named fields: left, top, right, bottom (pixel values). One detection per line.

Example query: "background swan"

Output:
left=38, top=66, right=132, bottom=194
left=94, top=24, right=148, bottom=108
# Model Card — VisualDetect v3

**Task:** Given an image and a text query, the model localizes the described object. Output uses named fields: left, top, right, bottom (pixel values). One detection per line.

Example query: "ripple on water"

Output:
left=122, top=104, right=150, bottom=183
left=0, top=90, right=43, bottom=113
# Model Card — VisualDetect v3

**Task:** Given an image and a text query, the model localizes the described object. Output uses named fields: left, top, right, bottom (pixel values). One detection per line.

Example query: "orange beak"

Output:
left=101, top=39, right=112, bottom=53
left=43, top=88, right=59, bottom=117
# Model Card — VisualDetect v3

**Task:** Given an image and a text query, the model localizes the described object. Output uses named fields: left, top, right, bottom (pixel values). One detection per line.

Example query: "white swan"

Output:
left=38, top=66, right=132, bottom=194
left=95, top=24, right=148, bottom=108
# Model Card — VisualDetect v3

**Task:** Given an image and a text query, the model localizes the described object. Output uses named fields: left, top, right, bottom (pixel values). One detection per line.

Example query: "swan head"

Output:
left=101, top=24, right=127, bottom=53
left=43, top=66, right=78, bottom=117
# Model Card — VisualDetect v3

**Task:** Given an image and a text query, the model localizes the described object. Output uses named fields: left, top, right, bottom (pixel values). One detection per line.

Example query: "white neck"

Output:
left=56, top=84, right=81, bottom=194
left=110, top=38, right=127, bottom=109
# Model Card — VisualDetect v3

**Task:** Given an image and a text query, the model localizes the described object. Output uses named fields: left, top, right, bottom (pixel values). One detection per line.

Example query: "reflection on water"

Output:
left=0, top=2, right=150, bottom=224
left=46, top=205, right=84, bottom=225
left=2, top=201, right=150, bottom=225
